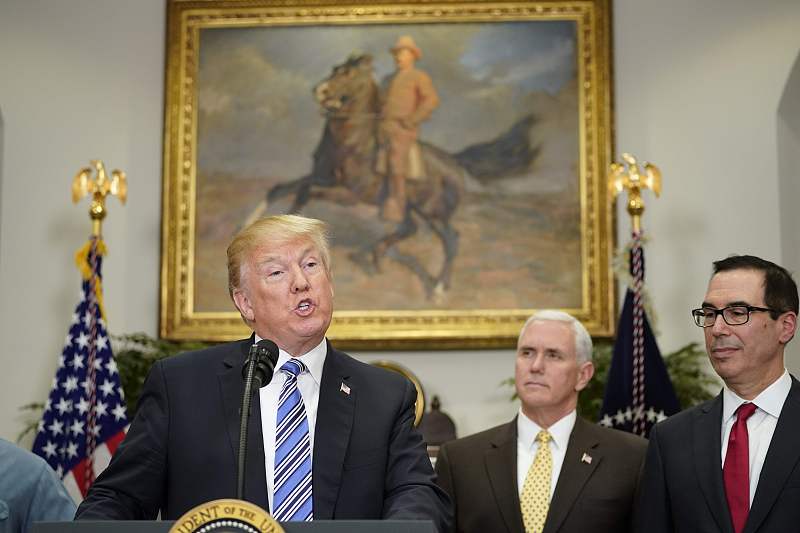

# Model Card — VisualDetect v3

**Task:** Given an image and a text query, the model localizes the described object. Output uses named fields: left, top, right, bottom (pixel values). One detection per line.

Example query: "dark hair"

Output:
left=712, top=255, right=799, bottom=316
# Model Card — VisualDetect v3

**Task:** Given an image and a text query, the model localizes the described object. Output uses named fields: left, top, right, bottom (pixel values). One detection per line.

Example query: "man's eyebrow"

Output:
left=700, top=300, right=751, bottom=308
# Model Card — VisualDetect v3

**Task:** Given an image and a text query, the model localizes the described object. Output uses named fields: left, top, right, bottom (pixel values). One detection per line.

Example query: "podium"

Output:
left=32, top=521, right=436, bottom=533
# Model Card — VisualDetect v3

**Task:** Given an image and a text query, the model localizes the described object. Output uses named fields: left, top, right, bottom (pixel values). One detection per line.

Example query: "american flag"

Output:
left=32, top=238, right=128, bottom=502
left=599, top=234, right=679, bottom=437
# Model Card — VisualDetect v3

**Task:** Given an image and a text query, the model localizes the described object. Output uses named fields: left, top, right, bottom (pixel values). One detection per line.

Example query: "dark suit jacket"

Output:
left=635, top=376, right=800, bottom=533
left=435, top=416, right=646, bottom=533
left=76, top=338, right=452, bottom=531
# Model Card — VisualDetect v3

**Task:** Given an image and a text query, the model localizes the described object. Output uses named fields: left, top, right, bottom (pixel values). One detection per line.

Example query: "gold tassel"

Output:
left=74, top=239, right=108, bottom=320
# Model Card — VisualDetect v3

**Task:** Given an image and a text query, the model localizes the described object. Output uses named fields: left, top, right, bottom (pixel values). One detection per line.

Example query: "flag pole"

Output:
left=70, top=160, right=127, bottom=493
left=32, top=161, right=129, bottom=501
left=608, top=153, right=662, bottom=436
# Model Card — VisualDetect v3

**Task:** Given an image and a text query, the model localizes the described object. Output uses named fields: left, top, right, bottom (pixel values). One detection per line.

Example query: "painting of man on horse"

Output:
left=193, top=22, right=584, bottom=313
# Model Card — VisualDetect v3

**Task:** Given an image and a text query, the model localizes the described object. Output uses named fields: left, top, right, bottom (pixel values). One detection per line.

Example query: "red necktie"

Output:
left=723, top=402, right=758, bottom=533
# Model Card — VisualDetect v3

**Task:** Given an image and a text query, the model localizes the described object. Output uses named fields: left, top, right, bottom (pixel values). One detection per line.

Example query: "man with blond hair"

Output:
left=378, top=35, right=439, bottom=222
left=435, top=310, right=646, bottom=533
left=77, top=215, right=452, bottom=531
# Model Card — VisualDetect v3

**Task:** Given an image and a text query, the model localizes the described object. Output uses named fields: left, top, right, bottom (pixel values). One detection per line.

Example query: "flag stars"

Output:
left=92, top=358, right=103, bottom=371
left=66, top=442, right=79, bottom=459
left=76, top=397, right=90, bottom=415
left=63, top=376, right=79, bottom=393
left=95, top=401, right=108, bottom=418
left=83, top=310, right=93, bottom=328
left=72, top=354, right=84, bottom=369
left=105, top=359, right=118, bottom=375
left=70, top=420, right=84, bottom=436
left=71, top=311, right=80, bottom=324
left=99, top=380, right=115, bottom=397
left=58, top=353, right=67, bottom=368
left=48, top=419, right=64, bottom=436
left=603, top=405, right=671, bottom=429
left=55, top=398, right=72, bottom=415
left=91, top=424, right=102, bottom=437
left=97, top=335, right=109, bottom=351
left=112, top=404, right=127, bottom=421
left=42, top=441, right=57, bottom=458
left=75, top=332, right=90, bottom=349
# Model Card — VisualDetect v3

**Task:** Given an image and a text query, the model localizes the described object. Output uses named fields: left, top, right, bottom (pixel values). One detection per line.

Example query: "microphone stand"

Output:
left=237, top=340, right=278, bottom=501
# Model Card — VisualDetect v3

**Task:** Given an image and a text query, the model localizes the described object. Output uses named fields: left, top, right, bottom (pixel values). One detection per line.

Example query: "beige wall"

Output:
left=1, top=0, right=799, bottom=443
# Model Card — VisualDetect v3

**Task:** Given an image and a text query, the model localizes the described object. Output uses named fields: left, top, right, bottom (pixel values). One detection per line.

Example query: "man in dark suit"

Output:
left=435, top=310, right=646, bottom=533
left=636, top=255, right=800, bottom=533
left=76, top=215, right=452, bottom=531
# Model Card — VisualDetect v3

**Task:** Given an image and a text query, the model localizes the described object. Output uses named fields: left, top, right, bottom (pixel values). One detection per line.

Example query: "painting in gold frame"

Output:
left=160, top=0, right=615, bottom=348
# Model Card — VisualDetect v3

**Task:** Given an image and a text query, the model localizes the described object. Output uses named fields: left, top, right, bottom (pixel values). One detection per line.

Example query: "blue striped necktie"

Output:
left=273, top=358, right=313, bottom=522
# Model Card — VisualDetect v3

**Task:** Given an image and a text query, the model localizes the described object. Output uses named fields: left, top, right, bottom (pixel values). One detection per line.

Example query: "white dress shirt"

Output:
left=257, top=336, right=327, bottom=511
left=516, top=409, right=576, bottom=500
left=720, top=369, right=791, bottom=506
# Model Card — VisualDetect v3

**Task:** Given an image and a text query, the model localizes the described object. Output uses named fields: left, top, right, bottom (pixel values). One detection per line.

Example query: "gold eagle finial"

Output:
left=608, top=153, right=661, bottom=233
left=71, top=160, right=127, bottom=236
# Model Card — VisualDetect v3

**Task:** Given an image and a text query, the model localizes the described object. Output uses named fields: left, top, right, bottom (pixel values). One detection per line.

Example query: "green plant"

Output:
left=114, top=333, right=213, bottom=418
left=502, top=341, right=718, bottom=421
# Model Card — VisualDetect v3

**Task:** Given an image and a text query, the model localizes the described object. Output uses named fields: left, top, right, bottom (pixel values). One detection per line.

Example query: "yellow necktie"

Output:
left=521, top=430, right=553, bottom=533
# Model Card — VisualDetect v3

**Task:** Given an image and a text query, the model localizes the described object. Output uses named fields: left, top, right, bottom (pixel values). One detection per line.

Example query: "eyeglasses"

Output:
left=691, top=305, right=775, bottom=328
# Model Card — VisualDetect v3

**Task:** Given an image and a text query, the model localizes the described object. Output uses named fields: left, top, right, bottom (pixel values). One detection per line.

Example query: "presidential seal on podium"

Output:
left=169, top=499, right=284, bottom=533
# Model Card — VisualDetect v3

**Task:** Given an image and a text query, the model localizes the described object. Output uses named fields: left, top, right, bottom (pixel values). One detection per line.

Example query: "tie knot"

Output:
left=535, top=430, right=552, bottom=445
left=280, top=358, right=308, bottom=378
left=736, top=402, right=757, bottom=421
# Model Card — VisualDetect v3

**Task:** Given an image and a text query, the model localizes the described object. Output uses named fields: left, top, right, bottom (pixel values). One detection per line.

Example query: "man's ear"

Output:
left=575, top=361, right=595, bottom=392
left=232, top=289, right=254, bottom=323
left=779, top=311, right=797, bottom=344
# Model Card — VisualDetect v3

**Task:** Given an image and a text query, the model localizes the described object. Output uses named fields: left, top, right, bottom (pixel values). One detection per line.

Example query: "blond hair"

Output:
left=227, top=215, right=331, bottom=301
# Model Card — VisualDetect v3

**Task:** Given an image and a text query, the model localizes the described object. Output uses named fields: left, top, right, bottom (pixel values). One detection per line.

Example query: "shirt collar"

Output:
left=254, top=335, right=327, bottom=386
left=722, top=369, right=791, bottom=421
left=517, top=408, right=576, bottom=452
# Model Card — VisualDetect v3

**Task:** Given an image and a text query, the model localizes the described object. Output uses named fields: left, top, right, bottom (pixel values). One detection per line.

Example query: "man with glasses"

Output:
left=635, top=255, right=800, bottom=533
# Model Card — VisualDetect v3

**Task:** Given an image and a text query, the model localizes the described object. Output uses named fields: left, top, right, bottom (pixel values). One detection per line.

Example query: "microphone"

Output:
left=242, top=339, right=279, bottom=388
left=237, top=339, right=279, bottom=500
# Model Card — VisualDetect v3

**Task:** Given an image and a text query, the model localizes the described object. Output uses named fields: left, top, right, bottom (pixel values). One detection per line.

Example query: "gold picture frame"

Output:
left=160, top=0, right=615, bottom=348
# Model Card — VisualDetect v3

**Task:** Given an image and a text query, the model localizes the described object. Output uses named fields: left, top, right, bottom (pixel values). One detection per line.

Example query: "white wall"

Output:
left=1, top=0, right=799, bottom=444
left=613, top=0, right=800, bottom=364
left=0, top=0, right=165, bottom=442
left=779, top=53, right=800, bottom=303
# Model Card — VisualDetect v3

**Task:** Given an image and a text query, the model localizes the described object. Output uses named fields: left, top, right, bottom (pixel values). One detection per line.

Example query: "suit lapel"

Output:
left=744, top=377, right=800, bottom=533
left=311, top=344, right=355, bottom=519
left=542, top=417, right=600, bottom=533
left=485, top=420, right=524, bottom=533
left=218, top=335, right=268, bottom=511
left=693, top=393, right=733, bottom=533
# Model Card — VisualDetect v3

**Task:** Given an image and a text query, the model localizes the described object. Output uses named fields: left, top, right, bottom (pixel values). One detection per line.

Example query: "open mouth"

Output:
left=295, top=299, right=314, bottom=314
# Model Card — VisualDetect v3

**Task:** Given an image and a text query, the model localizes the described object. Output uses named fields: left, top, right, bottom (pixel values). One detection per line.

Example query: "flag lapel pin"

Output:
left=581, top=453, right=592, bottom=465
left=340, top=382, right=351, bottom=395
